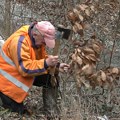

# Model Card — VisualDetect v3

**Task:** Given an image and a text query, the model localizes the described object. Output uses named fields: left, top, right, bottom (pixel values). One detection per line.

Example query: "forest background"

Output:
left=0, top=0, right=120, bottom=120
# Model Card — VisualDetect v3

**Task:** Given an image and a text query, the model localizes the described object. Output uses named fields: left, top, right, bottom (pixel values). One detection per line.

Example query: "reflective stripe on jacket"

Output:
left=0, top=25, right=48, bottom=103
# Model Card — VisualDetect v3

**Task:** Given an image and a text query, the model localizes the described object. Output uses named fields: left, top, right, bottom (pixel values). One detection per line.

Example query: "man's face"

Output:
left=33, top=30, right=46, bottom=47
left=34, top=34, right=44, bottom=46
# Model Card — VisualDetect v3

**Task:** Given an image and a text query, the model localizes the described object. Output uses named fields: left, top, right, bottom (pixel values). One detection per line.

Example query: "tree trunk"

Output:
left=4, top=0, right=11, bottom=39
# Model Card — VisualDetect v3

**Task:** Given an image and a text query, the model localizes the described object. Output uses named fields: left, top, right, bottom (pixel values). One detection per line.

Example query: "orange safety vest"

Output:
left=0, top=25, right=48, bottom=103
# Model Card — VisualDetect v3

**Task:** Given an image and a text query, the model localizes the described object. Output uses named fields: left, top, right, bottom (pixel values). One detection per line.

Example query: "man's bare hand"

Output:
left=46, top=55, right=59, bottom=67
left=59, top=63, right=70, bottom=73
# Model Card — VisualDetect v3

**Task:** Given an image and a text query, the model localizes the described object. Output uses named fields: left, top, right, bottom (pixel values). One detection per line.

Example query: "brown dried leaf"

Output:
left=73, top=25, right=78, bottom=33
left=90, top=5, right=95, bottom=11
left=112, top=67, right=119, bottom=74
left=85, top=9, right=90, bottom=16
left=75, top=22, right=83, bottom=30
left=93, top=40, right=103, bottom=48
left=73, top=8, right=80, bottom=18
left=73, top=23, right=84, bottom=35
left=97, top=75, right=103, bottom=86
left=74, top=49, right=78, bottom=55
left=76, top=48, right=81, bottom=53
left=76, top=56, right=83, bottom=65
left=100, top=70, right=107, bottom=81
left=83, top=47, right=95, bottom=54
left=71, top=54, right=77, bottom=61
left=81, top=52, right=85, bottom=57
left=73, top=41, right=81, bottom=46
left=78, top=4, right=88, bottom=11
left=82, top=58, right=91, bottom=64
left=92, top=43, right=101, bottom=54
left=75, top=74, right=82, bottom=88
left=82, top=64, right=94, bottom=75
left=82, top=64, right=89, bottom=70
left=79, top=14, right=84, bottom=21
left=68, top=11, right=78, bottom=22
left=86, top=54, right=97, bottom=62
left=84, top=55, right=91, bottom=60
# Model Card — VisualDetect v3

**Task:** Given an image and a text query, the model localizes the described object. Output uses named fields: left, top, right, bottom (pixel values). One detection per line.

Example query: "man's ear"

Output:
left=33, top=33, right=37, bottom=36
left=32, top=31, right=37, bottom=38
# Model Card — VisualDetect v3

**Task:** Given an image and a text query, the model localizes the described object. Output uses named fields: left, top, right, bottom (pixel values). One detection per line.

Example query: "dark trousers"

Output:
left=0, top=74, right=59, bottom=114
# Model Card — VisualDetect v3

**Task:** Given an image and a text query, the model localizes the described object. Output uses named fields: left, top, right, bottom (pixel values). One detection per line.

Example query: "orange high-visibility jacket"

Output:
left=0, top=24, right=48, bottom=103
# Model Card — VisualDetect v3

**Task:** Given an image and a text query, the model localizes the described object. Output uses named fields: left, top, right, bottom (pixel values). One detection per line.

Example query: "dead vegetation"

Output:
left=0, top=0, right=120, bottom=119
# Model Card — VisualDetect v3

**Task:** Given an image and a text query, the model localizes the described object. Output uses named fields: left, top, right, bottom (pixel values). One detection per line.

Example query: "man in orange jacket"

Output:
left=0, top=21, right=69, bottom=118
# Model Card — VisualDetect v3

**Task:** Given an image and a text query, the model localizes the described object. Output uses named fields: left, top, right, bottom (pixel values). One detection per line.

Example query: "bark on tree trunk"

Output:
left=4, top=0, right=11, bottom=39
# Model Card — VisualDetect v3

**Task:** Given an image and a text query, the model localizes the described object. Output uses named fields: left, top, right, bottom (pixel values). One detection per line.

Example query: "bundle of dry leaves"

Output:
left=67, top=2, right=120, bottom=89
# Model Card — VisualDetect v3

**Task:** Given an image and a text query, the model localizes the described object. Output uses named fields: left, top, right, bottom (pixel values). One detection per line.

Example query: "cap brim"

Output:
left=44, top=38, right=55, bottom=48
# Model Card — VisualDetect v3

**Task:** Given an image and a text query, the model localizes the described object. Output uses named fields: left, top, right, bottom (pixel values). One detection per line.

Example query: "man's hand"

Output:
left=59, top=63, right=70, bottom=73
left=46, top=55, right=59, bottom=67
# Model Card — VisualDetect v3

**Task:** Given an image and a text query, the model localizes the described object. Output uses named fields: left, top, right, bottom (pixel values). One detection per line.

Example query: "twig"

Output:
left=109, top=10, right=120, bottom=67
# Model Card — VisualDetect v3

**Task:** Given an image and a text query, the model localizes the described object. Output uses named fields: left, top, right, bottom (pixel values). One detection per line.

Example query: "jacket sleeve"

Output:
left=9, top=36, right=48, bottom=77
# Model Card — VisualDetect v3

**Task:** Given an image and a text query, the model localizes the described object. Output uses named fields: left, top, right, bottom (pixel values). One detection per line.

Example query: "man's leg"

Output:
left=33, top=74, right=62, bottom=119
left=0, top=92, right=28, bottom=114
